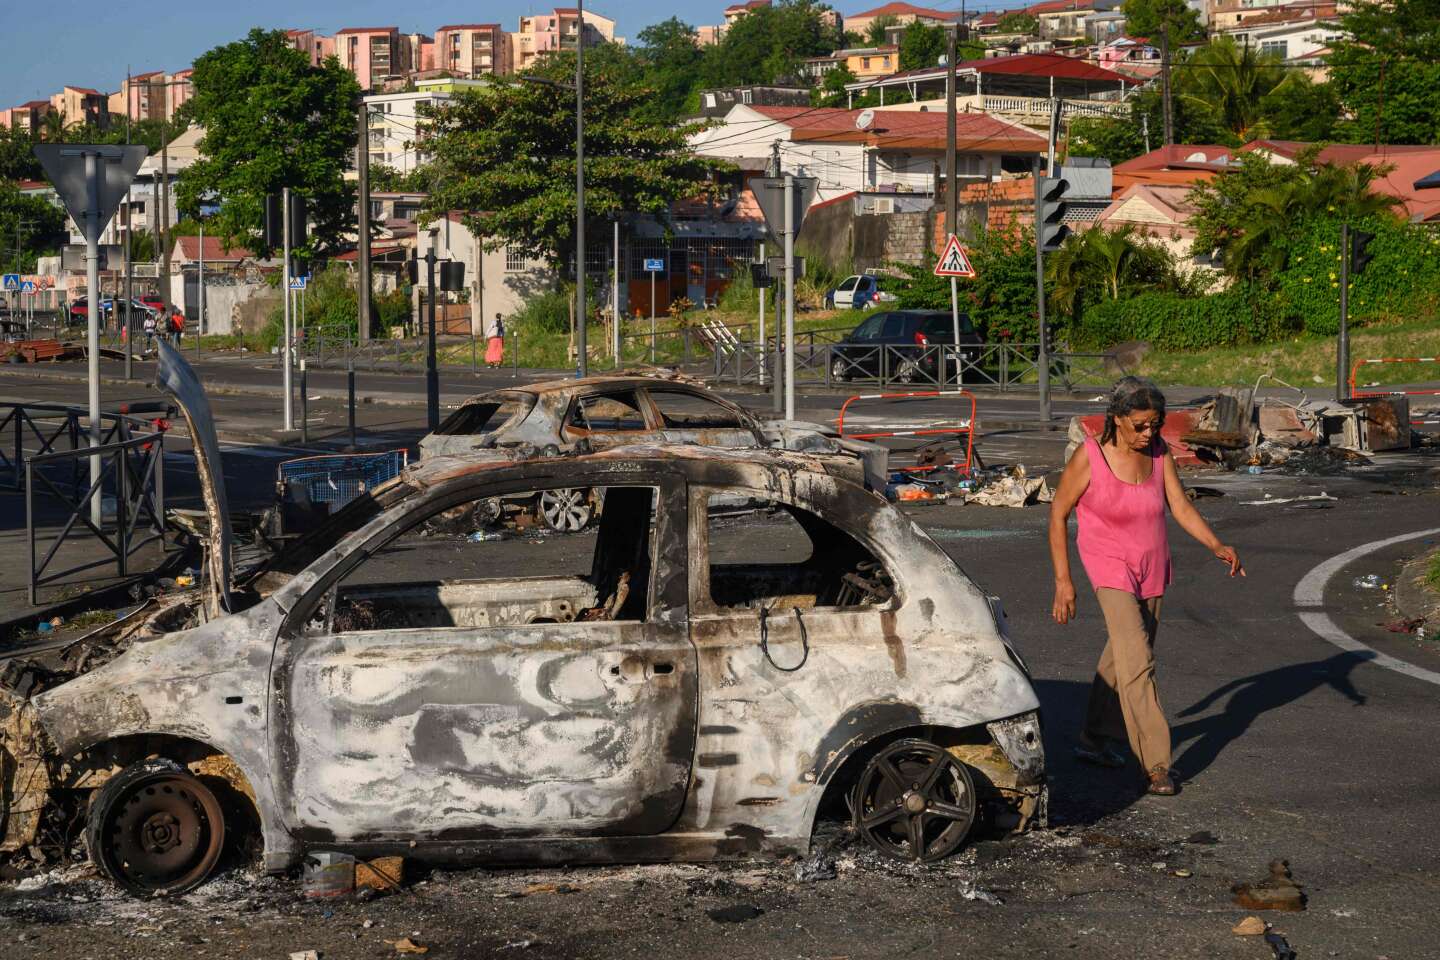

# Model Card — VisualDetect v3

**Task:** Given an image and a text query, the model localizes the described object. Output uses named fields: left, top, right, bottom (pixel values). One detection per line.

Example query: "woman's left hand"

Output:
left=1214, top=544, right=1245, bottom=577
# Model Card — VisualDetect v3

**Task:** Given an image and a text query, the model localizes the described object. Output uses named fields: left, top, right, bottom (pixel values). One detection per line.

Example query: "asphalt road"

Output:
left=2, top=360, right=1439, bottom=958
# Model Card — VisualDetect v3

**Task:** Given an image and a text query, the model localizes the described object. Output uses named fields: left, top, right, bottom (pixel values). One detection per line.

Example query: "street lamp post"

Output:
left=574, top=0, right=587, bottom=378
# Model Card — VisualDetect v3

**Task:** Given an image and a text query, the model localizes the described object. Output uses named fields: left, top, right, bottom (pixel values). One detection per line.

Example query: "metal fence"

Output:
left=9, top=405, right=173, bottom=604
left=711, top=339, right=1118, bottom=392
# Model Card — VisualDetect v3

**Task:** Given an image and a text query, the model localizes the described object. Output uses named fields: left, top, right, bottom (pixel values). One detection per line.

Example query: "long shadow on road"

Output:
left=1169, top=651, right=1371, bottom=780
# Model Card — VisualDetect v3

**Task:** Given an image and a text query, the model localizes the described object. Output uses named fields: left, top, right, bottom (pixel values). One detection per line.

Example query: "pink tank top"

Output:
left=1075, top=435, right=1172, bottom=599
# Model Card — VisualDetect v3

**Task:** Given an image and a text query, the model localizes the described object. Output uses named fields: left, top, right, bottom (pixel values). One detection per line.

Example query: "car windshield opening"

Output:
left=706, top=495, right=894, bottom=610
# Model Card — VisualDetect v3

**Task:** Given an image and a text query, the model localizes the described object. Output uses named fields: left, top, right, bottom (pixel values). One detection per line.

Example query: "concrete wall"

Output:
left=177, top=280, right=281, bottom=335
left=799, top=200, right=939, bottom=273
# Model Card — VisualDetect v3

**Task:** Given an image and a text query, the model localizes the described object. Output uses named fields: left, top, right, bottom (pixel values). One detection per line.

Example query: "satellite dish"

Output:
left=856, top=109, right=876, bottom=131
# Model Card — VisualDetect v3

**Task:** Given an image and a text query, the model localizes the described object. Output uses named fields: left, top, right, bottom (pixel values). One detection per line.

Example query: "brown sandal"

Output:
left=1146, top=766, right=1177, bottom=796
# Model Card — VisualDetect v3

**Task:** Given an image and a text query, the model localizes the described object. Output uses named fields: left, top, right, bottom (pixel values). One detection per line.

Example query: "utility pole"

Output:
left=757, top=240, right=766, bottom=387
left=197, top=220, right=205, bottom=360
left=945, top=24, right=957, bottom=244
left=574, top=0, right=587, bottom=377
left=424, top=244, right=439, bottom=431
left=611, top=217, right=620, bottom=361
left=1160, top=26, right=1174, bottom=147
left=282, top=186, right=293, bottom=431
left=158, top=129, right=171, bottom=312
left=357, top=100, right=372, bottom=342
left=1033, top=157, right=1050, bottom=424
left=783, top=173, right=796, bottom=422
left=1337, top=223, right=1349, bottom=401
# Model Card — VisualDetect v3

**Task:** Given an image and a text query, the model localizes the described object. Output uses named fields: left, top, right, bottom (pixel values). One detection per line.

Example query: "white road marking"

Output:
left=1293, top=526, right=1440, bottom=687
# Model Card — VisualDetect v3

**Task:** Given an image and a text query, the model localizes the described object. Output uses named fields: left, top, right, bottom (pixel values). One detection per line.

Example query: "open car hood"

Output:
left=153, top=340, right=232, bottom=617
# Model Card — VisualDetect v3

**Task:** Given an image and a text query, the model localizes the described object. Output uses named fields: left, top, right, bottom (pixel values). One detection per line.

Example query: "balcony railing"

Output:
left=958, top=94, right=1130, bottom=120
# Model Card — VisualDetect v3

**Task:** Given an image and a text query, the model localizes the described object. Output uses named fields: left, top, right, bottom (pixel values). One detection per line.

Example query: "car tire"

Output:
left=851, top=738, right=978, bottom=863
left=831, top=356, right=849, bottom=382
left=538, top=487, right=593, bottom=532
left=824, top=296, right=835, bottom=310
left=86, top=758, right=227, bottom=897
left=896, top=358, right=921, bottom=384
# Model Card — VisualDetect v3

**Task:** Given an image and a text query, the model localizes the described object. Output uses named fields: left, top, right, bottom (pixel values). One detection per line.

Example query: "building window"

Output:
left=862, top=57, right=871, bottom=68
left=505, top=246, right=526, bottom=272
left=1260, top=40, right=1288, bottom=58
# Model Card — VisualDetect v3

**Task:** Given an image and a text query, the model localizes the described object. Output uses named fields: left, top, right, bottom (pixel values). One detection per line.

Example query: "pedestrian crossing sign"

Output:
left=933, top=235, right=976, bottom=278
left=1, top=274, right=19, bottom=291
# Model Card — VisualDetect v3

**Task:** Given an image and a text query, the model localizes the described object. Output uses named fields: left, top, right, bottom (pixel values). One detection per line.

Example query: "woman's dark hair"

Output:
left=1100, top=376, right=1166, bottom=445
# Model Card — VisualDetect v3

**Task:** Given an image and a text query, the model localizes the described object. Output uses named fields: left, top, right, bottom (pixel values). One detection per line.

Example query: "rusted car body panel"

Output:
left=1, top=353, right=1043, bottom=877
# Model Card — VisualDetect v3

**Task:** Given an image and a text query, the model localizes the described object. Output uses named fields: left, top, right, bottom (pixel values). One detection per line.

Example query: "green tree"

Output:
left=865, top=15, right=900, bottom=45
left=368, top=162, right=433, bottom=193
left=0, top=178, right=68, bottom=273
left=816, top=65, right=858, bottom=107
left=1067, top=86, right=1231, bottom=163
left=1046, top=225, right=1184, bottom=322
left=1175, top=38, right=1287, bottom=141
left=635, top=18, right=705, bottom=122
left=898, top=21, right=947, bottom=70
left=59, top=113, right=190, bottom=154
left=0, top=127, right=41, bottom=181
left=1258, top=73, right=1340, bottom=141
left=704, top=1, right=836, bottom=86
left=176, top=28, right=361, bottom=255
left=421, top=52, right=727, bottom=268
left=1121, top=0, right=1204, bottom=42
left=1327, top=0, right=1440, bottom=144
left=1188, top=150, right=1402, bottom=280
left=996, top=12, right=1038, bottom=34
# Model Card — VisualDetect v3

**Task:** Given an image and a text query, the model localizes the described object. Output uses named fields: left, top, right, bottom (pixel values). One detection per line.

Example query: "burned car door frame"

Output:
left=267, top=465, right=698, bottom=845
left=636, top=386, right=765, bottom=449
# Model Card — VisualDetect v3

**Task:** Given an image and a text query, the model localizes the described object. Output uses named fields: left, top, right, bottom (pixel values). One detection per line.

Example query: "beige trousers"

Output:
left=1083, top=588, right=1171, bottom=773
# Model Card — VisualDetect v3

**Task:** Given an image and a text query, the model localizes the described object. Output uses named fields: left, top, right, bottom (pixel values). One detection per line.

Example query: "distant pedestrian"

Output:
left=1048, top=376, right=1245, bottom=797
left=142, top=312, right=157, bottom=352
left=169, top=311, right=184, bottom=346
left=485, top=312, right=505, bottom=367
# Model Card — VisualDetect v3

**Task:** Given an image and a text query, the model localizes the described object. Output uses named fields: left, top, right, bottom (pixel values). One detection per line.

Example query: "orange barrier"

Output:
left=1349, top=357, right=1440, bottom=426
left=836, top=389, right=977, bottom=475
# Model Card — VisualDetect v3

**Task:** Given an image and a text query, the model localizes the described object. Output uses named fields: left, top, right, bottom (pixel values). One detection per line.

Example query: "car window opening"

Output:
left=570, top=393, right=648, bottom=432
left=649, top=390, right=745, bottom=429
left=707, top=495, right=894, bottom=611
left=433, top=397, right=527, bottom=437
left=322, top=485, right=658, bottom=633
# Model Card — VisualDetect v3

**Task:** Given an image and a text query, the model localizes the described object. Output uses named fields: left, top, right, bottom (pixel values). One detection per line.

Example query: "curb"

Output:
left=1393, top=548, right=1440, bottom=626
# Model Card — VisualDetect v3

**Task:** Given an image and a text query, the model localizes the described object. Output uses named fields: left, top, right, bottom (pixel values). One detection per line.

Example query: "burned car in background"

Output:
left=0, top=345, right=1044, bottom=897
left=417, top=377, right=886, bottom=531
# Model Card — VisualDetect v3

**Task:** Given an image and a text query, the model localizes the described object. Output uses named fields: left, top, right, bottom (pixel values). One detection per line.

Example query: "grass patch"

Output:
left=1135, top=317, right=1440, bottom=388
left=1426, top=549, right=1440, bottom=595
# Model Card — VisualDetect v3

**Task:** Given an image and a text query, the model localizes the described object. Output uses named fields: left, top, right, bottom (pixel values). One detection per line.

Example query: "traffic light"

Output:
left=263, top=194, right=283, bottom=248
left=439, top=261, right=466, bottom=291
left=1037, top=176, right=1070, bottom=253
left=1349, top=229, right=1376, bottom=275
left=288, top=194, right=308, bottom=248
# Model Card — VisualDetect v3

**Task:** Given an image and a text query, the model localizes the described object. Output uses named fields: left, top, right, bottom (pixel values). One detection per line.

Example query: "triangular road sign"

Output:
left=33, top=144, right=148, bottom=244
left=1, top=274, right=19, bottom=291
left=750, top=176, right=820, bottom=241
left=934, top=234, right=976, bottom=278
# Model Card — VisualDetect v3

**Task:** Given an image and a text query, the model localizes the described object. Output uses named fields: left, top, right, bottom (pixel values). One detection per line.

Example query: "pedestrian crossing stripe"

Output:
left=933, top=235, right=976, bottom=278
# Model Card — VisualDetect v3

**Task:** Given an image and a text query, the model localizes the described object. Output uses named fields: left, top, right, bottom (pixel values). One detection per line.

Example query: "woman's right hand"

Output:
left=1052, top=579, right=1077, bottom=625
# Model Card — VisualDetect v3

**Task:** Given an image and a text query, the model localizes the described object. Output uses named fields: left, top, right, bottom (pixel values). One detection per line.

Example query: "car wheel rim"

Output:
left=832, top=359, right=847, bottom=380
left=897, top=360, right=919, bottom=383
left=101, top=773, right=225, bottom=895
left=853, top=740, right=976, bottom=863
left=539, top=488, right=591, bottom=532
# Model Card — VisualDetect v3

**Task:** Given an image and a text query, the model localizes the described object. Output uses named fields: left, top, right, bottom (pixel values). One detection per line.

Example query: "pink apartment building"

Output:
left=511, top=8, right=615, bottom=72
left=435, top=24, right=510, bottom=77
left=335, top=27, right=402, bottom=90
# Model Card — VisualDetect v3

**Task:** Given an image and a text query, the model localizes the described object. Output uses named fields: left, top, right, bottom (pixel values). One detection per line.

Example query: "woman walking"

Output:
left=1049, top=377, right=1244, bottom=796
left=485, top=313, right=505, bottom=367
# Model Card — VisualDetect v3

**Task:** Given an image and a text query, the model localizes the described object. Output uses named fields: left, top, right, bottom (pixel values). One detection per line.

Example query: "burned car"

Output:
left=0, top=344, right=1044, bottom=897
left=418, top=377, right=886, bottom=531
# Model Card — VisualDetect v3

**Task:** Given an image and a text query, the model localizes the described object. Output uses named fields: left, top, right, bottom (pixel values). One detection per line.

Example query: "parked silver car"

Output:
left=0, top=344, right=1044, bottom=897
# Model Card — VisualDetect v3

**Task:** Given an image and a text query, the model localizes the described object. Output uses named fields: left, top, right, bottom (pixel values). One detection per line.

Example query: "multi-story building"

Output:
left=335, top=27, right=403, bottom=91
left=841, top=45, right=900, bottom=78
left=168, top=69, right=194, bottom=117
left=1211, top=1, right=1341, bottom=59
left=511, top=9, right=617, bottom=73
left=287, top=29, right=322, bottom=66
left=697, top=1, right=770, bottom=45
left=434, top=24, right=511, bottom=77
left=400, top=33, right=435, bottom=74
left=843, top=2, right=958, bottom=39
left=0, top=101, right=55, bottom=134
left=49, top=86, right=108, bottom=129
left=362, top=79, right=489, bottom=174
left=115, top=71, right=167, bottom=123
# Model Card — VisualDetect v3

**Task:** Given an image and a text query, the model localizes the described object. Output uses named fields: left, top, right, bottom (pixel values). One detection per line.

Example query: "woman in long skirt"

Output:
left=486, top=312, right=505, bottom=367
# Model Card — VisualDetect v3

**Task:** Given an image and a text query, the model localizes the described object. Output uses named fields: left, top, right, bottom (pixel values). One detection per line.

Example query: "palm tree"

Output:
left=1176, top=39, right=1287, bottom=141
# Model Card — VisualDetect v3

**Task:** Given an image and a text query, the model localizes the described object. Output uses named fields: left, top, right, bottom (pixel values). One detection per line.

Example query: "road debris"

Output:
left=965, top=466, right=1053, bottom=508
left=1239, top=493, right=1338, bottom=506
left=1232, top=860, right=1307, bottom=912
left=387, top=936, right=429, bottom=954
left=302, top=853, right=356, bottom=898
left=1354, top=574, right=1387, bottom=590
left=356, top=857, right=406, bottom=893
left=1265, top=930, right=1298, bottom=960
left=1380, top=617, right=1426, bottom=633
left=959, top=881, right=1004, bottom=906
left=1232, top=916, right=1266, bottom=935
left=792, top=848, right=838, bottom=883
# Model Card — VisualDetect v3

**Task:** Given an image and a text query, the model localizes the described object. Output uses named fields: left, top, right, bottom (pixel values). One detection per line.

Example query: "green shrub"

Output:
left=1076, top=285, right=1298, bottom=350
left=1273, top=215, right=1440, bottom=335
left=512, top=289, right=572, bottom=334
left=716, top=267, right=756, bottom=313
